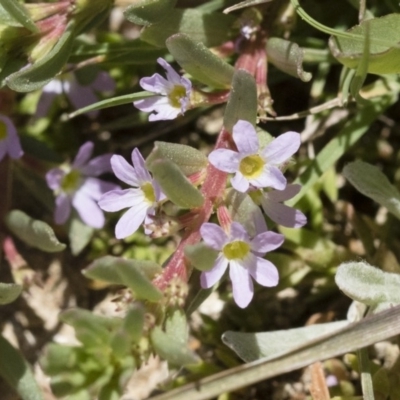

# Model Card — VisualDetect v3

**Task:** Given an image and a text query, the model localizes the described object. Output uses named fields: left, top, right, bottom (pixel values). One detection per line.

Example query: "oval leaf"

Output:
left=184, top=243, right=218, bottom=271
left=149, top=159, right=204, bottom=209
left=329, top=14, right=400, bottom=74
left=124, top=0, right=177, bottom=26
left=166, top=33, right=234, bottom=89
left=67, top=214, right=94, bottom=256
left=343, top=160, right=400, bottom=221
left=0, top=336, right=44, bottom=400
left=335, top=261, right=400, bottom=306
left=5, top=210, right=66, bottom=252
left=0, top=282, right=22, bottom=305
left=146, top=141, right=208, bottom=176
left=266, top=37, right=312, bottom=82
left=223, top=69, right=257, bottom=132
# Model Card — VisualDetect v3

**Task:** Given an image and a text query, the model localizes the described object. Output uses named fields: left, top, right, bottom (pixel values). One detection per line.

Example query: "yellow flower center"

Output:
left=168, top=85, right=187, bottom=108
left=0, top=121, right=8, bottom=141
left=223, top=240, right=250, bottom=260
left=61, top=169, right=81, bottom=193
left=239, top=154, right=264, bottom=179
left=141, top=182, right=155, bottom=203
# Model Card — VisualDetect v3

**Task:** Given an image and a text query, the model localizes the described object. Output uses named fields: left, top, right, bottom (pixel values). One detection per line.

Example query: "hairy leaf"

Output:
left=124, top=0, right=177, bottom=26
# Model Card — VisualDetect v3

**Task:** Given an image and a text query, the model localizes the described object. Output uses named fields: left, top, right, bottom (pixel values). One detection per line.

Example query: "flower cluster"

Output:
left=46, top=142, right=120, bottom=228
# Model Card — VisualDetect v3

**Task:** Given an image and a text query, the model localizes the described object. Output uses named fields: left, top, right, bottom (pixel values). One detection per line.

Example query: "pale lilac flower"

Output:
left=133, top=57, right=191, bottom=121
left=0, top=115, right=23, bottom=161
left=36, top=70, right=115, bottom=118
left=200, top=221, right=284, bottom=308
left=259, top=184, right=307, bottom=228
left=46, top=142, right=119, bottom=228
left=209, top=120, right=301, bottom=193
left=98, top=148, right=164, bottom=239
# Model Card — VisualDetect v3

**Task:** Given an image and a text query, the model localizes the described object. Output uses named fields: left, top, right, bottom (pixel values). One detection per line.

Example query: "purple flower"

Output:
left=0, top=115, right=23, bottom=161
left=46, top=142, right=119, bottom=228
left=208, top=120, right=301, bottom=193
left=200, top=221, right=284, bottom=308
left=36, top=70, right=115, bottom=118
left=98, top=148, right=164, bottom=239
left=133, top=57, right=192, bottom=121
left=255, top=184, right=307, bottom=228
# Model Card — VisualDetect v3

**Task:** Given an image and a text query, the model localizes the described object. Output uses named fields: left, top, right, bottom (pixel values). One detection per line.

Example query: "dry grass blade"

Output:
left=309, top=362, right=330, bottom=400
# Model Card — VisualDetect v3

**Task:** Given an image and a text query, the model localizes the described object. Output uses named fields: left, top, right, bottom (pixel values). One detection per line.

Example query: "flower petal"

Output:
left=251, top=231, right=284, bottom=253
left=35, top=90, right=58, bottom=118
left=266, top=184, right=301, bottom=202
left=115, top=203, right=149, bottom=239
left=208, top=149, right=240, bottom=173
left=54, top=193, right=71, bottom=224
left=229, top=260, right=253, bottom=308
left=231, top=172, right=250, bottom=192
left=247, top=256, right=279, bottom=287
left=98, top=189, right=145, bottom=212
left=79, top=177, right=120, bottom=201
left=139, top=74, right=171, bottom=95
left=5, top=128, right=23, bottom=160
left=262, top=131, right=300, bottom=165
left=111, top=154, right=139, bottom=186
left=200, top=223, right=228, bottom=250
left=229, top=221, right=250, bottom=242
left=46, top=168, right=65, bottom=190
left=90, top=71, right=116, bottom=92
left=258, top=165, right=286, bottom=190
left=131, top=148, right=152, bottom=183
left=134, top=96, right=166, bottom=112
left=67, top=82, right=99, bottom=118
left=261, top=198, right=307, bottom=228
left=200, top=255, right=228, bottom=288
left=232, top=120, right=259, bottom=155
left=157, top=57, right=182, bottom=85
left=72, top=190, right=105, bottom=229
left=148, top=105, right=181, bottom=121
left=72, top=142, right=94, bottom=168
left=80, top=154, right=113, bottom=176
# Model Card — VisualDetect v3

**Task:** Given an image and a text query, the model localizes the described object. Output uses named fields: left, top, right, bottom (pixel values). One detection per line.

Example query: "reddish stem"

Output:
left=153, top=129, right=231, bottom=290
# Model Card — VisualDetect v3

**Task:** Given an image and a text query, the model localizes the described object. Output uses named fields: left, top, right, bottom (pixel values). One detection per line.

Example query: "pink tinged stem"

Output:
left=153, top=128, right=231, bottom=291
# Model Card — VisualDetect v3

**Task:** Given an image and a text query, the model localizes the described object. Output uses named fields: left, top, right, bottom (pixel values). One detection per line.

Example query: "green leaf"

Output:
left=287, top=78, right=399, bottom=207
left=151, top=310, right=199, bottom=366
left=6, top=21, right=76, bottom=92
left=0, top=335, right=44, bottom=400
left=68, top=91, right=155, bottom=119
left=148, top=304, right=400, bottom=400
left=68, top=214, right=94, bottom=255
left=223, top=321, right=349, bottom=362
left=0, top=0, right=38, bottom=32
left=84, top=255, right=161, bottom=282
left=146, top=141, right=208, bottom=176
left=335, top=261, right=400, bottom=306
left=223, top=69, right=257, bottom=132
left=123, top=305, right=144, bottom=343
left=166, top=33, right=234, bottom=89
left=266, top=38, right=312, bottom=82
left=343, top=160, right=400, bottom=221
left=149, top=159, right=204, bottom=209
left=184, top=243, right=218, bottom=271
left=329, top=14, right=400, bottom=74
left=124, top=0, right=177, bottom=26
left=5, top=210, right=66, bottom=252
left=141, top=9, right=235, bottom=48
left=0, top=282, right=22, bottom=305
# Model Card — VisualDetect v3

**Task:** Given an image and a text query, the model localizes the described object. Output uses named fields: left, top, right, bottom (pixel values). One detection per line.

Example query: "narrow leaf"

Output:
left=343, top=160, right=400, bottom=220
left=124, top=0, right=177, bottom=26
left=223, top=69, right=257, bottom=132
left=0, top=335, right=44, bottom=400
left=5, top=210, right=66, bottom=252
left=1, top=0, right=38, bottom=32
left=0, top=282, right=22, bottom=305
left=166, top=33, right=234, bottom=89
left=149, top=159, right=204, bottom=209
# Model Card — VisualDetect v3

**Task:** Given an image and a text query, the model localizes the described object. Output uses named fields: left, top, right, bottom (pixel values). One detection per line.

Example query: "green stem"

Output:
left=357, top=347, right=375, bottom=400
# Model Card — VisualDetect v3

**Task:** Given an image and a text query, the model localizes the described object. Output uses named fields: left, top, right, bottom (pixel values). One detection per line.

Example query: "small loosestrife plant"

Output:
left=2, top=0, right=400, bottom=399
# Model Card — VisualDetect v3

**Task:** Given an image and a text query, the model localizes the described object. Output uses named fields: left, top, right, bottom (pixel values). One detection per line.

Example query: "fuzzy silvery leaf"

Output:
left=0, top=283, right=22, bottom=305
left=222, top=320, right=349, bottom=362
left=166, top=33, right=234, bottom=89
left=266, top=38, right=312, bottom=82
left=335, top=261, right=400, bottom=306
left=68, top=215, right=94, bottom=256
left=146, top=141, right=208, bottom=176
left=5, top=210, right=66, bottom=252
left=223, top=69, right=258, bottom=132
left=343, top=160, right=400, bottom=220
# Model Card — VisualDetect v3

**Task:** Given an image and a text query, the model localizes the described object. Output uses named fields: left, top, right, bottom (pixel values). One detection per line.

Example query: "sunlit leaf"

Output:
left=184, top=243, right=218, bottom=271
left=0, top=283, right=22, bottom=305
left=68, top=214, right=94, bottom=256
left=124, top=0, right=177, bottom=26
